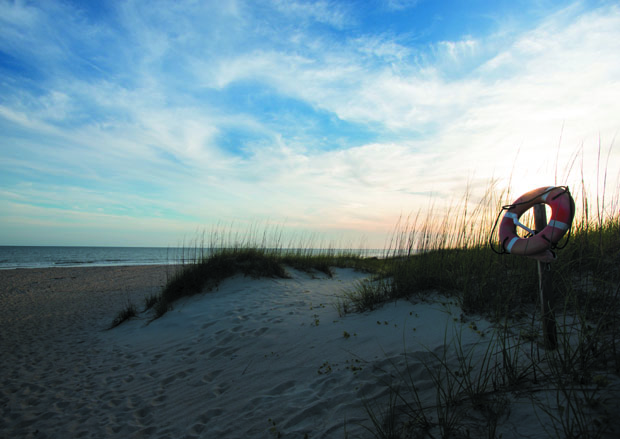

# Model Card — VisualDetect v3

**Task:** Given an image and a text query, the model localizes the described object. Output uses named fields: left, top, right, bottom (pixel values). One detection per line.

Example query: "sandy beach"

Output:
left=1, top=265, right=617, bottom=438
left=0, top=266, right=171, bottom=437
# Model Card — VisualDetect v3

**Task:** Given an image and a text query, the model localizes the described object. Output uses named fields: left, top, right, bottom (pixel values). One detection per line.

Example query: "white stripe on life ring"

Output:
left=505, top=212, right=519, bottom=223
left=541, top=187, right=556, bottom=202
left=548, top=219, right=570, bottom=231
left=506, top=237, right=519, bottom=253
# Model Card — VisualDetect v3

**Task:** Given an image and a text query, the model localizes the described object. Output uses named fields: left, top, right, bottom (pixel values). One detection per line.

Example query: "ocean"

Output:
left=0, top=246, right=181, bottom=269
left=0, top=246, right=385, bottom=269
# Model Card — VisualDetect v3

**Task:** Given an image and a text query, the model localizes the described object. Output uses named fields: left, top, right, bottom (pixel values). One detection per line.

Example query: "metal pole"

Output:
left=534, top=204, right=557, bottom=350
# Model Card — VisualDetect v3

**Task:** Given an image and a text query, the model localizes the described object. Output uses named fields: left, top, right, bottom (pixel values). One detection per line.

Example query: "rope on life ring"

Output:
left=489, top=186, right=575, bottom=262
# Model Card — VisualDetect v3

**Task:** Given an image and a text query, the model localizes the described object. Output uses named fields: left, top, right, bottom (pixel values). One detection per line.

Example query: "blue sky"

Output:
left=1, top=0, right=619, bottom=247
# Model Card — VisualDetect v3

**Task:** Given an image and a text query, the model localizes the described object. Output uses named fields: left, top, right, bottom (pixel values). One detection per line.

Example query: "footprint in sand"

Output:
left=197, top=408, right=223, bottom=423
left=145, top=370, right=161, bottom=379
left=106, top=398, right=123, bottom=409
left=266, top=380, right=296, bottom=396
left=254, top=327, right=269, bottom=336
left=160, top=368, right=196, bottom=385
left=149, top=394, right=167, bottom=407
left=211, top=384, right=229, bottom=397
left=207, top=345, right=239, bottom=359
left=201, top=321, right=217, bottom=330
left=188, top=422, right=207, bottom=435
left=134, top=426, right=157, bottom=436
left=125, top=395, right=141, bottom=409
left=133, top=405, right=152, bottom=421
left=200, top=370, right=223, bottom=384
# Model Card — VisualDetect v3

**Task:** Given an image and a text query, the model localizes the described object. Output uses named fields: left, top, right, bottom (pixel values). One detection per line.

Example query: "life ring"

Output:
left=499, top=186, right=574, bottom=262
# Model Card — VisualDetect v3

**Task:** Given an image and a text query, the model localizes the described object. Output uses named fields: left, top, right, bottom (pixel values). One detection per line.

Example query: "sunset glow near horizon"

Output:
left=1, top=0, right=619, bottom=248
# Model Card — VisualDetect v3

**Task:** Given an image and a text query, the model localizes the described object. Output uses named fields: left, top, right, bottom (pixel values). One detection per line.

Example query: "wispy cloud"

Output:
left=383, top=0, right=421, bottom=12
left=271, top=0, right=353, bottom=28
left=1, top=0, right=619, bottom=246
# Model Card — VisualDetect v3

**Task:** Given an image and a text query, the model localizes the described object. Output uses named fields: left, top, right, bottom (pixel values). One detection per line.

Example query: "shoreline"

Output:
left=0, top=262, right=180, bottom=271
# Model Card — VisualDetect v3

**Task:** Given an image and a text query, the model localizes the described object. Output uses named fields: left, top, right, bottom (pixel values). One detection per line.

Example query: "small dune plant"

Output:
left=109, top=300, right=139, bottom=329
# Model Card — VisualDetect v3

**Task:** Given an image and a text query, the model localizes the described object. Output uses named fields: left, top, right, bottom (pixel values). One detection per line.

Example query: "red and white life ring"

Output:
left=499, top=186, right=574, bottom=262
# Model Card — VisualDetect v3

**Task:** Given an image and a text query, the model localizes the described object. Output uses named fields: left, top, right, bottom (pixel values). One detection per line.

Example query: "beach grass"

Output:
left=342, top=178, right=618, bottom=317
left=345, top=174, right=620, bottom=437
left=111, top=229, right=377, bottom=324
left=110, top=300, right=139, bottom=329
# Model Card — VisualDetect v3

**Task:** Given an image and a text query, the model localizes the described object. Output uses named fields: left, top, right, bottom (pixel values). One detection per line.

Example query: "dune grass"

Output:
left=153, top=248, right=289, bottom=318
left=345, top=175, right=620, bottom=437
left=111, top=228, right=378, bottom=324
left=341, top=179, right=618, bottom=318
left=109, top=300, right=139, bottom=329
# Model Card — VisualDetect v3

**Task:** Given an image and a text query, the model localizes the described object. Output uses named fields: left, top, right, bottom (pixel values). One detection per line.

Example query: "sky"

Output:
left=1, top=0, right=619, bottom=248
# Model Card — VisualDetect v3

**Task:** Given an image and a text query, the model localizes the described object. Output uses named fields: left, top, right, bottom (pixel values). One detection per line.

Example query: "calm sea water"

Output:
left=0, top=246, right=385, bottom=269
left=0, top=246, right=182, bottom=269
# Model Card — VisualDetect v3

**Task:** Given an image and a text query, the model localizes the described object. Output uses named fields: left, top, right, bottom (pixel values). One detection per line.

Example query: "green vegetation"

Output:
left=154, top=248, right=288, bottom=318
left=346, top=177, right=620, bottom=438
left=111, top=230, right=377, bottom=324
left=109, top=300, right=139, bottom=329
left=342, top=182, right=619, bottom=319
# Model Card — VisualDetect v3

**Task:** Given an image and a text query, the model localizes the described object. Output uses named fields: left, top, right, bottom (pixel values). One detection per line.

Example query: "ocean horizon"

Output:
left=0, top=246, right=385, bottom=270
left=0, top=246, right=181, bottom=270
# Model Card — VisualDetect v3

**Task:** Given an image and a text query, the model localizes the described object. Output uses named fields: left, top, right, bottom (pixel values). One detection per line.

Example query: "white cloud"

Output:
left=383, top=0, right=421, bottom=12
left=435, top=38, right=479, bottom=65
left=222, top=2, right=620, bottom=228
left=270, top=0, right=352, bottom=29
left=1, top=1, right=619, bottom=247
left=353, top=35, right=412, bottom=62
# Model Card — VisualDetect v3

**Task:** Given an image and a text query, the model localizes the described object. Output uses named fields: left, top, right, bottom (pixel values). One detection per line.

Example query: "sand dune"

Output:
left=2, top=265, right=616, bottom=438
